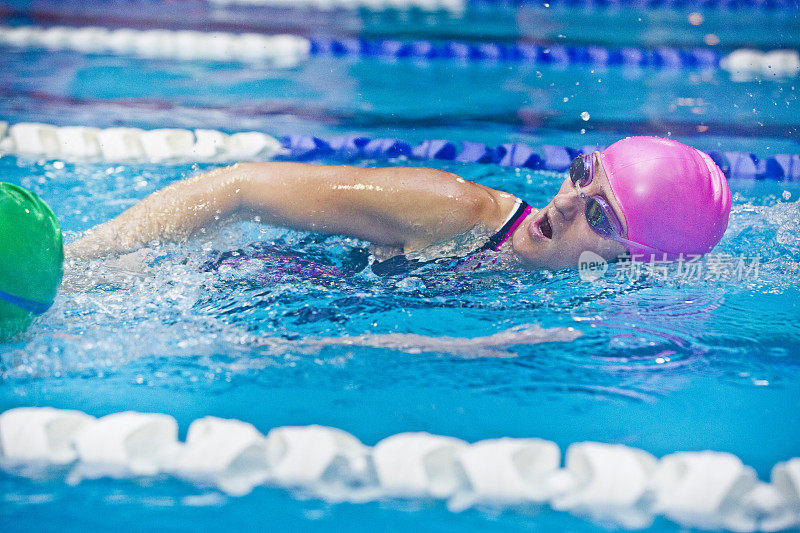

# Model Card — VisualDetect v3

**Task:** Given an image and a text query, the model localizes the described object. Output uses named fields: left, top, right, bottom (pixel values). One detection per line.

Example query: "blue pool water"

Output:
left=1, top=6, right=800, bottom=532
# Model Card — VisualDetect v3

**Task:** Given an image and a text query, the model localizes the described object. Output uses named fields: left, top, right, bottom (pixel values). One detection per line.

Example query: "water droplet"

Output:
left=688, top=12, right=704, bottom=25
left=580, top=111, right=590, bottom=121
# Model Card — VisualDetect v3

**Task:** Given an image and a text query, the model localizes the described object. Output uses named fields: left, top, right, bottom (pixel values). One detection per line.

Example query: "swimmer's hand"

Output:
left=292, top=324, right=582, bottom=358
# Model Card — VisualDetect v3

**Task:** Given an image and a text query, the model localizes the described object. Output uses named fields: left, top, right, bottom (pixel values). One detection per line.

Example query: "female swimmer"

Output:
left=66, top=136, right=732, bottom=273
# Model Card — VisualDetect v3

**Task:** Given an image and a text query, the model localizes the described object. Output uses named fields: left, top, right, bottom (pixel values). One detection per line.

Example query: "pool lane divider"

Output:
left=0, top=121, right=798, bottom=180
left=0, top=407, right=799, bottom=532
left=202, top=0, right=800, bottom=10
left=2, top=25, right=799, bottom=76
left=468, top=0, right=800, bottom=9
left=1, top=121, right=798, bottom=180
left=203, top=0, right=467, bottom=13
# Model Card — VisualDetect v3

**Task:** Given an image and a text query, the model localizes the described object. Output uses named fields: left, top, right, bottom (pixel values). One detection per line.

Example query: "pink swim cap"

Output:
left=599, top=136, right=732, bottom=260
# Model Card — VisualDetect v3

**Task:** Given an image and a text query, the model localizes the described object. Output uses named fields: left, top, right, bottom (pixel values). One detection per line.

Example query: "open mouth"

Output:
left=528, top=209, right=554, bottom=241
left=540, top=212, right=553, bottom=239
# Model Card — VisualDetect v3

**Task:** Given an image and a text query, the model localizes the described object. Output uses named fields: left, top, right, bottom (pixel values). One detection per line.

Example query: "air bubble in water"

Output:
left=580, top=111, right=590, bottom=121
left=783, top=191, right=791, bottom=200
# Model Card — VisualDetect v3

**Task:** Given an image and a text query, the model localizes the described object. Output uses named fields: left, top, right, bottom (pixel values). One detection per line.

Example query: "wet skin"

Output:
left=68, top=155, right=629, bottom=273
left=510, top=151, right=629, bottom=270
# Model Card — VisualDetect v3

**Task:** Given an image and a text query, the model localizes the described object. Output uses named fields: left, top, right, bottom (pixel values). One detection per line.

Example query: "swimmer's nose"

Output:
left=553, top=189, right=582, bottom=221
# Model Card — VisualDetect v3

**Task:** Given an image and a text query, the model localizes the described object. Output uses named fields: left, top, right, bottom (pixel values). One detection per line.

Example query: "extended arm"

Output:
left=67, top=162, right=516, bottom=259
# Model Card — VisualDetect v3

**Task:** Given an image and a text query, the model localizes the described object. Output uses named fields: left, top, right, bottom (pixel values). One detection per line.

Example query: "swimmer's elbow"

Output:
left=228, top=162, right=285, bottom=210
left=203, top=162, right=256, bottom=214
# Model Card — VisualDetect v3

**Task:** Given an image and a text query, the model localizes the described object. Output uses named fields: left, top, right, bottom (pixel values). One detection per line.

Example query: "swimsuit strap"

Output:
left=371, top=198, right=531, bottom=277
left=476, top=199, right=532, bottom=253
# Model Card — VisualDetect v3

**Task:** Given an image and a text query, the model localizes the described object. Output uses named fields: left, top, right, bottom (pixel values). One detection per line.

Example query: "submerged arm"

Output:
left=67, top=162, right=514, bottom=259
left=288, top=324, right=583, bottom=358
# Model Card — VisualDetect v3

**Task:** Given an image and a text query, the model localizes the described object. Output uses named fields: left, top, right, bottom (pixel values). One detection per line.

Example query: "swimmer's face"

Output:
left=511, top=152, right=628, bottom=269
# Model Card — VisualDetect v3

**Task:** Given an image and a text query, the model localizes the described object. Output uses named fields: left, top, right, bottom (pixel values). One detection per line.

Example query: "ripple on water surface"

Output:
left=1, top=160, right=799, bottom=404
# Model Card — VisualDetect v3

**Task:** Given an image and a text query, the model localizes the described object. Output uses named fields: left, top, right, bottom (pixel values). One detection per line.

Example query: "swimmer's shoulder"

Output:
left=415, top=167, right=523, bottom=231
left=480, top=188, right=526, bottom=231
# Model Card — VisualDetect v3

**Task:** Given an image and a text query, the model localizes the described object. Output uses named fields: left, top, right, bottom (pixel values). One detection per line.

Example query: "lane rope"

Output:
left=1, top=25, right=798, bottom=76
left=468, top=0, right=800, bottom=9
left=202, top=0, right=800, bottom=10
left=1, top=121, right=798, bottom=180
left=204, top=0, right=467, bottom=12
left=0, top=407, right=798, bottom=532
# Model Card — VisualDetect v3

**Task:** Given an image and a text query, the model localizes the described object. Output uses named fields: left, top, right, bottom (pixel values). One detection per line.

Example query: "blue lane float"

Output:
left=278, top=134, right=800, bottom=180
left=281, top=135, right=334, bottom=160
left=411, top=139, right=458, bottom=160
left=709, top=151, right=800, bottom=181
left=308, top=37, right=723, bottom=70
left=455, top=141, right=496, bottom=163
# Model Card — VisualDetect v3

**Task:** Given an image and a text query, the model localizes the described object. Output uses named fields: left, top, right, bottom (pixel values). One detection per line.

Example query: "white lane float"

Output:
left=0, top=407, right=798, bottom=533
left=649, top=451, right=760, bottom=530
left=721, top=49, right=800, bottom=79
left=0, top=121, right=286, bottom=163
left=170, top=416, right=271, bottom=496
left=449, top=437, right=560, bottom=510
left=372, top=432, right=468, bottom=498
left=551, top=442, right=658, bottom=528
left=265, top=425, right=373, bottom=490
left=71, top=411, right=179, bottom=477
left=56, top=126, right=102, bottom=158
left=139, top=129, right=196, bottom=162
left=8, top=122, right=60, bottom=156
left=97, top=127, right=147, bottom=161
left=0, top=25, right=311, bottom=66
left=0, top=407, right=94, bottom=464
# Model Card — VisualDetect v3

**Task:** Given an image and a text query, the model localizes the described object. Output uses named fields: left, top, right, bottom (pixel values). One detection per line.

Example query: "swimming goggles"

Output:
left=569, top=154, right=667, bottom=257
